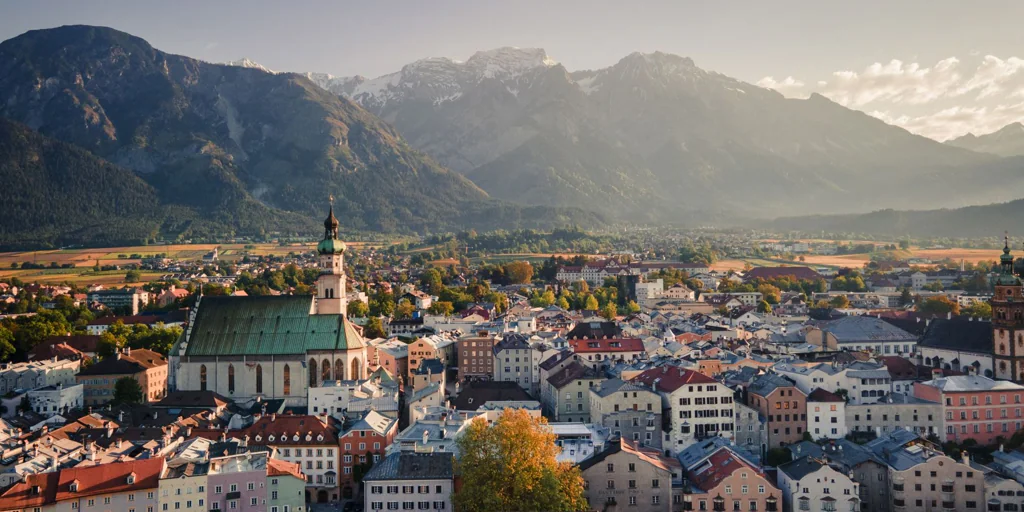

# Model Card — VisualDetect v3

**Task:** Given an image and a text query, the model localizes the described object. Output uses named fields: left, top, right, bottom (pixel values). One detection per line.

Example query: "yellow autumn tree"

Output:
left=454, top=409, right=586, bottom=512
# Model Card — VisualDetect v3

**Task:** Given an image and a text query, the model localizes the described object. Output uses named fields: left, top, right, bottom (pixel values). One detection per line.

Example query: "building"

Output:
left=543, top=361, right=605, bottom=423
left=88, top=288, right=150, bottom=315
left=865, top=432, right=985, bottom=512
left=451, top=381, right=531, bottom=412
left=569, top=338, right=645, bottom=369
left=363, top=452, right=454, bottom=512
left=160, top=461, right=209, bottom=512
left=634, top=280, right=664, bottom=302
left=173, top=205, right=366, bottom=407
left=457, top=333, right=497, bottom=381
left=805, top=315, right=917, bottom=355
left=993, top=240, right=1024, bottom=381
left=918, top=318, right=994, bottom=378
left=206, top=452, right=267, bottom=511
left=774, top=361, right=892, bottom=405
left=492, top=333, right=534, bottom=393
left=368, top=338, right=409, bottom=379
left=845, top=392, right=943, bottom=437
left=747, top=374, right=807, bottom=447
left=27, top=383, right=83, bottom=416
left=76, top=348, right=167, bottom=405
left=682, top=444, right=781, bottom=512
left=339, top=410, right=397, bottom=500
left=806, top=388, right=847, bottom=440
left=407, top=337, right=444, bottom=379
left=578, top=438, right=682, bottom=511
left=266, top=458, right=307, bottom=512
left=913, top=374, right=1024, bottom=444
left=0, top=358, right=79, bottom=395
left=242, top=414, right=340, bottom=502
left=776, top=457, right=859, bottom=512
left=59, top=458, right=163, bottom=512
left=631, top=366, right=736, bottom=454
left=734, top=401, right=768, bottom=460
left=589, top=378, right=663, bottom=450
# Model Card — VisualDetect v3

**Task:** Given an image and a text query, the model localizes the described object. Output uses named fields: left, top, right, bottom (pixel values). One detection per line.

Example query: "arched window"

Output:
left=200, top=365, right=207, bottom=391
left=228, top=364, right=235, bottom=394
left=322, top=358, right=331, bottom=383
left=256, top=364, right=263, bottom=394
left=283, top=365, right=291, bottom=395
left=351, top=358, right=361, bottom=381
left=309, top=359, right=318, bottom=388
left=335, top=359, right=344, bottom=381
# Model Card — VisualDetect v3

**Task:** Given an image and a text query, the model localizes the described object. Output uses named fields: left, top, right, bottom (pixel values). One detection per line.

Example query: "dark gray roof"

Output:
left=364, top=452, right=454, bottom=481
left=778, top=457, right=826, bottom=480
left=919, top=318, right=993, bottom=355
left=547, top=361, right=602, bottom=389
left=565, top=321, right=622, bottom=340
left=592, top=378, right=653, bottom=398
left=452, top=381, right=532, bottom=410
left=748, top=373, right=798, bottom=398
left=413, top=359, right=445, bottom=376
left=494, top=333, right=531, bottom=352
left=820, top=316, right=917, bottom=343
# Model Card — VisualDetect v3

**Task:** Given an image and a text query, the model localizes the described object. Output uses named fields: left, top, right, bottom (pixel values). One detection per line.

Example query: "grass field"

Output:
left=0, top=268, right=166, bottom=286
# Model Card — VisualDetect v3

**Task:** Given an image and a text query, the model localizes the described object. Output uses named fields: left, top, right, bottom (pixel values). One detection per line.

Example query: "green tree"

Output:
left=455, top=409, right=586, bottom=512
left=395, top=300, right=416, bottom=319
left=125, top=269, right=141, bottom=283
left=347, top=301, right=369, bottom=318
left=625, top=300, right=641, bottom=314
left=918, top=296, right=961, bottom=316
left=899, top=287, right=914, bottom=306
left=364, top=317, right=386, bottom=339
left=757, top=300, right=773, bottom=314
left=0, top=326, right=15, bottom=362
left=113, top=377, right=144, bottom=404
left=829, top=295, right=850, bottom=308
left=964, top=301, right=992, bottom=319
left=600, top=302, right=617, bottom=320
left=556, top=297, right=571, bottom=311
left=757, top=284, right=782, bottom=304
left=583, top=295, right=599, bottom=311
left=427, top=301, right=455, bottom=316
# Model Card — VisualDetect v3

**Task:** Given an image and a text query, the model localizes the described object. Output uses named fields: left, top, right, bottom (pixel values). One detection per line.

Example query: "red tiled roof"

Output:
left=35, top=334, right=101, bottom=354
left=0, top=472, right=59, bottom=510
left=569, top=338, right=644, bottom=353
left=807, top=388, right=844, bottom=402
left=267, top=458, right=305, bottom=480
left=630, top=366, right=717, bottom=392
left=242, top=415, right=338, bottom=445
left=688, top=449, right=759, bottom=493
left=56, top=458, right=163, bottom=501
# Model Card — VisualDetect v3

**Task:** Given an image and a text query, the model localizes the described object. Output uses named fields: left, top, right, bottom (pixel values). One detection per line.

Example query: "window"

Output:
left=283, top=364, right=291, bottom=395
left=200, top=364, right=207, bottom=391
left=256, top=364, right=263, bottom=393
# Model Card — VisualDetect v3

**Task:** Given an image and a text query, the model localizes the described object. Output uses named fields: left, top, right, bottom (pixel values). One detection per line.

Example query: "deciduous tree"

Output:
left=114, top=377, right=144, bottom=404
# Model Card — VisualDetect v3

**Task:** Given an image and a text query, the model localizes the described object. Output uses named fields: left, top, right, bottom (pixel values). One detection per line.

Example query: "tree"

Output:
left=583, top=295, right=599, bottom=311
left=455, top=409, right=586, bottom=512
left=113, top=377, right=144, bottom=404
left=899, top=287, right=914, bottom=307
left=757, top=300, right=773, bottom=314
left=757, top=284, right=782, bottom=304
left=125, top=269, right=141, bottom=283
left=829, top=295, right=850, bottom=308
left=556, top=297, right=571, bottom=311
left=504, top=261, right=535, bottom=284
left=427, top=301, right=455, bottom=316
left=395, top=300, right=416, bottom=319
left=765, top=447, right=793, bottom=467
left=919, top=296, right=961, bottom=316
left=347, top=301, right=369, bottom=318
left=363, top=317, right=386, bottom=339
left=600, top=302, right=617, bottom=320
left=964, top=301, right=992, bottom=319
left=0, top=326, right=15, bottom=362
left=625, top=300, right=641, bottom=314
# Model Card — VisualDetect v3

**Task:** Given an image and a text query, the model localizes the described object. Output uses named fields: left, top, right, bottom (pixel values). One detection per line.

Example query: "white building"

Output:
left=308, top=378, right=400, bottom=421
left=364, top=452, right=454, bottom=512
left=492, top=334, right=534, bottom=393
left=0, top=358, right=80, bottom=394
left=634, top=280, right=664, bottom=302
left=631, top=366, right=736, bottom=454
left=777, top=458, right=860, bottom=512
left=27, top=383, right=83, bottom=416
left=774, top=362, right=891, bottom=405
left=806, top=388, right=847, bottom=440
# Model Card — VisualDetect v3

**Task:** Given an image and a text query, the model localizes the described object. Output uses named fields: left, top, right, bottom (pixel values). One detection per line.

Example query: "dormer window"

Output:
left=268, top=435, right=275, bottom=442
left=127, top=472, right=136, bottom=485
left=255, top=435, right=262, bottom=442
left=317, top=434, right=324, bottom=442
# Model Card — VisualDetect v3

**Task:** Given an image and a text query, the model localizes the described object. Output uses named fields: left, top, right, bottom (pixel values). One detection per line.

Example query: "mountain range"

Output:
left=947, top=122, right=1024, bottom=157
left=284, top=48, right=1024, bottom=221
left=0, top=26, right=597, bottom=248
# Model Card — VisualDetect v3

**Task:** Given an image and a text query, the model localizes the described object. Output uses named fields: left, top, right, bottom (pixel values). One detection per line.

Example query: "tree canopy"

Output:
left=113, top=377, right=144, bottom=404
left=454, top=409, right=586, bottom=512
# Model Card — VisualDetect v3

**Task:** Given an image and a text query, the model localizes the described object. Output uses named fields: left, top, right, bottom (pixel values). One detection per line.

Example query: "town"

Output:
left=0, top=203, right=1020, bottom=512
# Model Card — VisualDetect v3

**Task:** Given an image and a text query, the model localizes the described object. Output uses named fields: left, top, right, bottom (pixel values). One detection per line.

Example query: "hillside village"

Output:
left=0, top=205, right=1021, bottom=512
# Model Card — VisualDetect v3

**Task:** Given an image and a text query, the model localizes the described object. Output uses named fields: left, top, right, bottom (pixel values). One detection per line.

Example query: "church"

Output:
left=170, top=205, right=366, bottom=406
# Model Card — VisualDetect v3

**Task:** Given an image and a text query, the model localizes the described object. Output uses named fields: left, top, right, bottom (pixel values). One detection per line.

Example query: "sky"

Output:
left=3, top=0, right=1024, bottom=140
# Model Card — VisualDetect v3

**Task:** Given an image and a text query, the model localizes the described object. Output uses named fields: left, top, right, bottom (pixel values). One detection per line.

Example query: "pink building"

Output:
left=913, top=375, right=1024, bottom=445
left=207, top=452, right=269, bottom=511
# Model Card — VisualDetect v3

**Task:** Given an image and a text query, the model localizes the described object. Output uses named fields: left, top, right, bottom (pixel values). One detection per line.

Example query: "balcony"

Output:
left=226, top=491, right=241, bottom=500
left=942, top=501, right=956, bottom=512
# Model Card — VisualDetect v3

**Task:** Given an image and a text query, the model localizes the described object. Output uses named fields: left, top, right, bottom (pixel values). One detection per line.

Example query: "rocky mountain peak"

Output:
left=464, top=47, right=556, bottom=79
left=225, top=57, right=274, bottom=73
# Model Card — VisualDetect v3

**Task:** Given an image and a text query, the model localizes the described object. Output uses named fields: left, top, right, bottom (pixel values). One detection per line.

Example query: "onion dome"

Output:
left=317, top=203, right=346, bottom=255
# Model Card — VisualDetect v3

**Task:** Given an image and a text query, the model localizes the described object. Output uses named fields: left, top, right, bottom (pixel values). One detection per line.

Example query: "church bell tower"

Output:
left=315, top=199, right=347, bottom=315
left=993, top=234, right=1024, bottom=380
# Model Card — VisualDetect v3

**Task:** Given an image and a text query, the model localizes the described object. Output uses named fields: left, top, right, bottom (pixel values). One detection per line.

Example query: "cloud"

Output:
left=204, top=41, right=220, bottom=51
left=761, top=54, right=1024, bottom=140
left=756, top=76, right=806, bottom=96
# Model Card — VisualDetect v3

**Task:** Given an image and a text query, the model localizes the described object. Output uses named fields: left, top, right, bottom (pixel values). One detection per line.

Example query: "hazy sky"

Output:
left=4, top=0, right=1024, bottom=140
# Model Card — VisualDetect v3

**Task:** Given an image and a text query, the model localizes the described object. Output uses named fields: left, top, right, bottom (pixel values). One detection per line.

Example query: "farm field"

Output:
left=0, top=268, right=166, bottom=286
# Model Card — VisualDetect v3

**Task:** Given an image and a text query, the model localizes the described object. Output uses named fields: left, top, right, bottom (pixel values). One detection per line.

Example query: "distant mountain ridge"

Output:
left=276, top=48, right=1024, bottom=221
left=947, top=122, right=1024, bottom=157
left=0, top=26, right=599, bottom=247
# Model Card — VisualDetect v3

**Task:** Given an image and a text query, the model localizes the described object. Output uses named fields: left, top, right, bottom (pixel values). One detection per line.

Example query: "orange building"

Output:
left=76, top=348, right=168, bottom=405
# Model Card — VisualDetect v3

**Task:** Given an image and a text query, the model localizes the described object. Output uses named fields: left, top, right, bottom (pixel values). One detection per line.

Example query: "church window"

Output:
left=351, top=358, right=361, bottom=381
left=322, top=358, right=331, bottom=383
left=283, top=365, right=291, bottom=395
left=228, top=364, right=235, bottom=394
left=309, top=359, right=318, bottom=388
left=335, top=359, right=344, bottom=381
left=200, top=365, right=207, bottom=391
left=256, top=364, right=263, bottom=394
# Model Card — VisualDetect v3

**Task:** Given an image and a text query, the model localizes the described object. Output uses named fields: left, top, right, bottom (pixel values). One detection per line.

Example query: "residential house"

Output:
left=747, top=374, right=807, bottom=447
left=589, top=379, right=663, bottom=450
left=457, top=333, right=497, bottom=381
left=492, top=334, right=534, bottom=393
left=266, top=458, right=306, bottom=512
left=777, top=457, right=859, bottom=512
left=544, top=361, right=605, bottom=423
left=913, top=375, right=1024, bottom=445
left=578, top=438, right=682, bottom=511
left=363, top=452, right=454, bottom=512
left=683, top=445, right=781, bottom=512
left=806, top=388, right=847, bottom=440
left=631, top=366, right=736, bottom=454
left=242, top=414, right=340, bottom=501
left=569, top=338, right=645, bottom=369
left=338, top=411, right=398, bottom=500
left=845, top=393, right=943, bottom=438
left=76, top=348, right=167, bottom=405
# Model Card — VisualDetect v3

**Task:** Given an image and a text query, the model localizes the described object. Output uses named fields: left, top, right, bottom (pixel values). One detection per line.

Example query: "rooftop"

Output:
left=363, top=452, right=454, bottom=481
left=921, top=375, right=1024, bottom=392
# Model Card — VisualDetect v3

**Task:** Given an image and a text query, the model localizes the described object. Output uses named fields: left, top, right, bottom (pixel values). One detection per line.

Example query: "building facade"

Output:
left=589, top=379, right=663, bottom=450
left=747, top=374, right=807, bottom=447
left=578, top=438, right=682, bottom=511
left=363, top=452, right=454, bottom=512
left=631, top=366, right=736, bottom=454
left=914, top=375, right=1024, bottom=445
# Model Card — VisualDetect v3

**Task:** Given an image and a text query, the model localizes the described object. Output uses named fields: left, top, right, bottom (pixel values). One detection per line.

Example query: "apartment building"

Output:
left=589, top=378, right=663, bottom=450
left=913, top=375, right=1024, bottom=445
left=631, top=366, right=736, bottom=454
left=747, top=374, right=807, bottom=447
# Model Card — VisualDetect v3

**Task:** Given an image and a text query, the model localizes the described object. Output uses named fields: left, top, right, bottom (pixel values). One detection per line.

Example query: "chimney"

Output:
left=186, top=427, right=193, bottom=437
left=271, top=413, right=277, bottom=422
left=422, top=430, right=429, bottom=445
left=106, top=425, right=114, bottom=438
left=947, top=312, right=952, bottom=320
left=118, top=411, right=124, bottom=422
left=962, top=451, right=970, bottom=465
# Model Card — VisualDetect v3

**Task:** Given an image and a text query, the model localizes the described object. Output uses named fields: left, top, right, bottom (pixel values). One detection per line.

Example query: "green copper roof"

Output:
left=317, top=238, right=346, bottom=254
left=185, top=295, right=363, bottom=356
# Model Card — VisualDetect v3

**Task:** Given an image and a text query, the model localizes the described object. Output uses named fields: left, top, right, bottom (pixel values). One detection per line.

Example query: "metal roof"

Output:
left=185, top=295, right=363, bottom=356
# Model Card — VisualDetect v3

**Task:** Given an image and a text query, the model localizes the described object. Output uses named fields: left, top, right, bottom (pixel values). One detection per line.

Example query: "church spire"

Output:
left=997, top=232, right=1020, bottom=285
left=317, top=197, right=345, bottom=255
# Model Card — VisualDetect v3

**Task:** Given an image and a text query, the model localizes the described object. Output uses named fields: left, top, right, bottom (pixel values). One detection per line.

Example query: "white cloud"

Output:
left=756, top=76, right=806, bottom=96
left=761, top=54, right=1024, bottom=140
